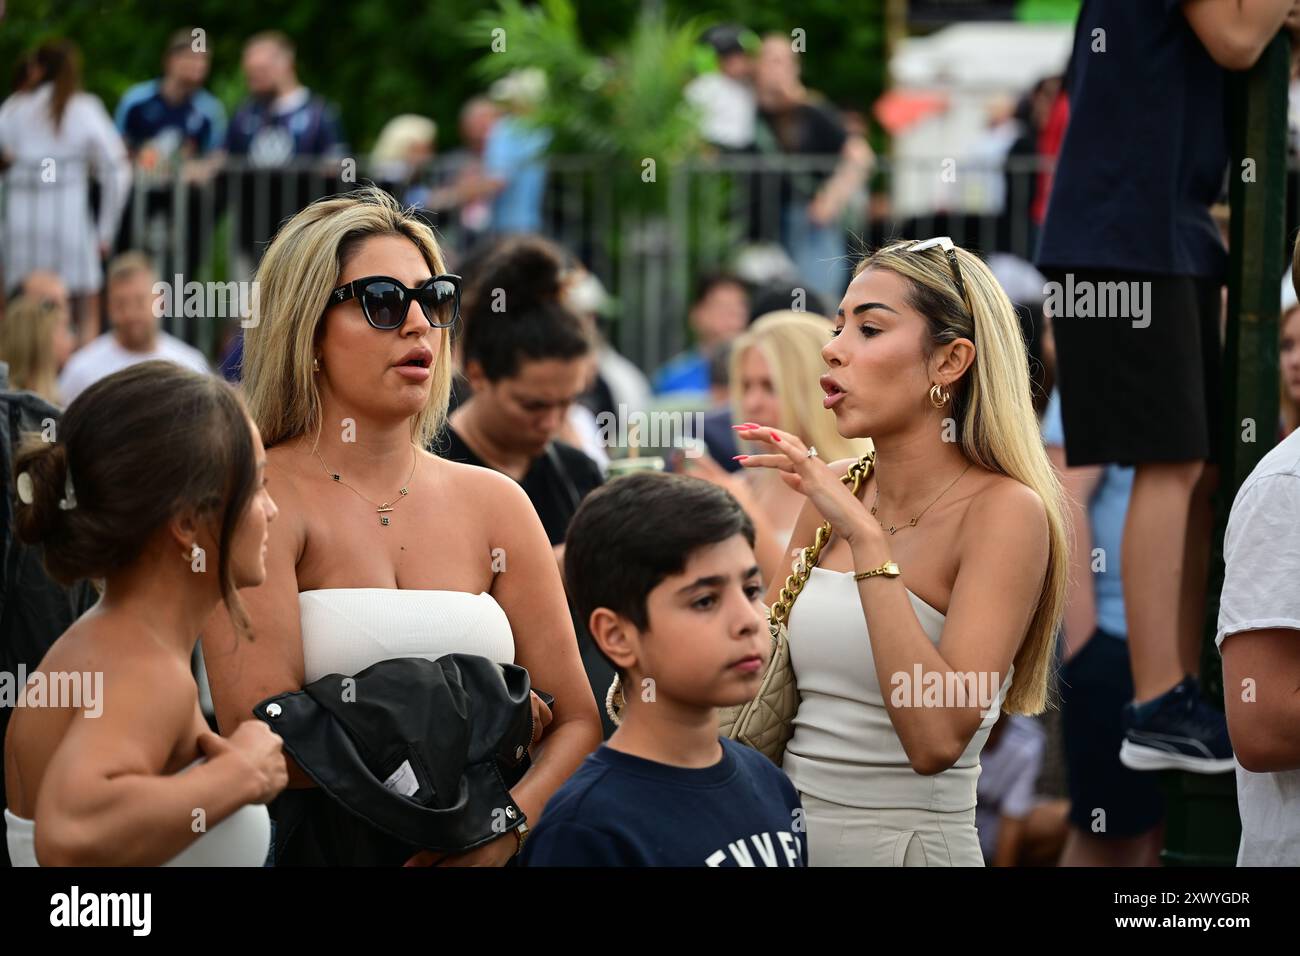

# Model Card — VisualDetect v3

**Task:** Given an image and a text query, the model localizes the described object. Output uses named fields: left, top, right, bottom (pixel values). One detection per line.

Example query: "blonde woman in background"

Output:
left=0, top=296, right=75, bottom=404
left=735, top=238, right=1067, bottom=866
left=686, top=310, right=871, bottom=584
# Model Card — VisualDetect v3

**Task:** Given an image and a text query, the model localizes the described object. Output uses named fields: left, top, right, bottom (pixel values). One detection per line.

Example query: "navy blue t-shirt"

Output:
left=225, top=89, right=345, bottom=166
left=1037, top=0, right=1227, bottom=278
left=521, top=738, right=808, bottom=867
left=114, top=79, right=226, bottom=157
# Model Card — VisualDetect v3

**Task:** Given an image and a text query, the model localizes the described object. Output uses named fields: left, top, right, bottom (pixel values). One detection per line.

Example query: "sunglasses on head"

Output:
left=329, top=274, right=461, bottom=330
left=889, top=236, right=972, bottom=316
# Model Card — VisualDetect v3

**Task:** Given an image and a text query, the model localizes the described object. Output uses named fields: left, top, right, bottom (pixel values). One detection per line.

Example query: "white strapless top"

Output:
left=298, top=588, right=515, bottom=683
left=5, top=761, right=271, bottom=867
left=783, top=566, right=1013, bottom=813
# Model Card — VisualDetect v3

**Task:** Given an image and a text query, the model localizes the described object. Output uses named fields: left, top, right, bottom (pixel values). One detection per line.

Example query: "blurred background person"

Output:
left=974, top=713, right=1069, bottom=866
left=58, top=252, right=209, bottom=405
left=115, top=27, right=226, bottom=168
left=0, top=39, right=131, bottom=346
left=652, top=270, right=749, bottom=397
left=114, top=28, right=227, bottom=309
left=1041, top=312, right=1164, bottom=864
left=224, top=31, right=347, bottom=275
left=0, top=296, right=76, bottom=405
left=685, top=23, right=758, bottom=153
left=441, top=235, right=602, bottom=549
left=752, top=33, right=871, bottom=304
left=14, top=270, right=71, bottom=313
left=225, top=31, right=345, bottom=167
left=370, top=113, right=438, bottom=208
left=482, top=70, right=551, bottom=235
left=685, top=309, right=871, bottom=585
left=423, top=97, right=499, bottom=249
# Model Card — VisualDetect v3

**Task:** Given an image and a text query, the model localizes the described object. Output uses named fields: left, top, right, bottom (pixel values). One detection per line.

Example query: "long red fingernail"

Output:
left=732, top=455, right=749, bottom=461
left=771, top=432, right=780, bottom=441
left=731, top=424, right=748, bottom=430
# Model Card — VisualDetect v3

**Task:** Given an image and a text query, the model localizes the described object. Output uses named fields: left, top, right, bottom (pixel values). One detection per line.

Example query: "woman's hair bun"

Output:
left=480, top=236, right=565, bottom=314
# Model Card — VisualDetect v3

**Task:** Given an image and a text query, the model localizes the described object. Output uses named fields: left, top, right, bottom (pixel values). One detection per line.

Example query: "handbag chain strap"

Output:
left=769, top=450, right=875, bottom=627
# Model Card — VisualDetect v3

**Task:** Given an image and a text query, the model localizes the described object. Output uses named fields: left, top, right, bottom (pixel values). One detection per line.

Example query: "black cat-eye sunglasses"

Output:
left=329, top=274, right=461, bottom=330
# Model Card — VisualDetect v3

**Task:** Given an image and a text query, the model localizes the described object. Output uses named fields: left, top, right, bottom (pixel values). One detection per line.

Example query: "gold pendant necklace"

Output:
left=871, top=463, right=972, bottom=535
left=315, top=444, right=418, bottom=526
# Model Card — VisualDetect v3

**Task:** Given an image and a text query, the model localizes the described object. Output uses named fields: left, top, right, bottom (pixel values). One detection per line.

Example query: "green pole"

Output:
left=1159, top=31, right=1289, bottom=867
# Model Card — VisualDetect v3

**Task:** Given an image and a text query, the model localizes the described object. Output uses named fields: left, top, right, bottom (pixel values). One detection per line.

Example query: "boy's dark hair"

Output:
left=460, top=235, right=593, bottom=381
left=564, top=472, right=756, bottom=677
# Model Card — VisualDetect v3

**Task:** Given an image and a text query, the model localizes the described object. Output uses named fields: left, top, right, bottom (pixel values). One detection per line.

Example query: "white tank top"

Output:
left=298, top=588, right=515, bottom=683
left=782, top=566, right=1013, bottom=812
left=5, top=761, right=271, bottom=866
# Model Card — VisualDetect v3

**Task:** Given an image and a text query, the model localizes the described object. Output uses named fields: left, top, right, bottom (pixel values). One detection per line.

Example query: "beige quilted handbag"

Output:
left=604, top=451, right=875, bottom=766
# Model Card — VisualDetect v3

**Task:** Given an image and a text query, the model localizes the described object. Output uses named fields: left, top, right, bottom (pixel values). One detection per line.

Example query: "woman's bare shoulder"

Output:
left=961, top=472, right=1048, bottom=548
left=433, top=454, right=533, bottom=513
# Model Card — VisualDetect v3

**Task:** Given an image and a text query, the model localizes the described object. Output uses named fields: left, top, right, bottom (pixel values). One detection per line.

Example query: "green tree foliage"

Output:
left=3, top=0, right=887, bottom=154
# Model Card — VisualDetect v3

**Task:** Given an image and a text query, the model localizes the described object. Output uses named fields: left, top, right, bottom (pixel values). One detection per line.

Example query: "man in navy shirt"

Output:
left=225, top=31, right=345, bottom=167
left=522, top=473, right=806, bottom=867
left=115, top=29, right=225, bottom=162
left=1037, top=0, right=1297, bottom=775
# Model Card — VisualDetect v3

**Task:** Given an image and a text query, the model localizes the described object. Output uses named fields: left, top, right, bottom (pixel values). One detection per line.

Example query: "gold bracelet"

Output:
left=854, top=560, right=901, bottom=581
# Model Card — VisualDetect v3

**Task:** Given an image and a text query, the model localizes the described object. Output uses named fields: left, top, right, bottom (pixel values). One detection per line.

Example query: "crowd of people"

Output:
left=2, top=0, right=1300, bottom=871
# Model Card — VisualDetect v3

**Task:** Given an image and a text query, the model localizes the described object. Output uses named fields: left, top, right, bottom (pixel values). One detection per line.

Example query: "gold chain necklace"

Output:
left=871, top=463, right=972, bottom=535
left=314, top=444, right=418, bottom=527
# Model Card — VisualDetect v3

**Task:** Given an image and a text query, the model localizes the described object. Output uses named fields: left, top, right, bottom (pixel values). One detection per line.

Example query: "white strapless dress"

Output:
left=5, top=760, right=271, bottom=867
left=297, top=588, right=516, bottom=682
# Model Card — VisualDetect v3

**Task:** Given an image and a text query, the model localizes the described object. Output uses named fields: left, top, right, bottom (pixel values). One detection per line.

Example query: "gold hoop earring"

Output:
left=929, top=383, right=950, bottom=408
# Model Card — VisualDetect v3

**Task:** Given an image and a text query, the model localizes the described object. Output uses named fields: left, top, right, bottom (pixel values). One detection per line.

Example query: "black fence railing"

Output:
left=4, top=152, right=1223, bottom=374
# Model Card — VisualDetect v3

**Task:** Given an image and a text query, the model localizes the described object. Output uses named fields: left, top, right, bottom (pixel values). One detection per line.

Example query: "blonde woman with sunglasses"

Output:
left=201, top=187, right=602, bottom=866
left=735, top=238, right=1067, bottom=866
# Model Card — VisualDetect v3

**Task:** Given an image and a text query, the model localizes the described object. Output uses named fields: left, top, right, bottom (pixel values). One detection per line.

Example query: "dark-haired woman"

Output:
left=202, top=189, right=603, bottom=866
left=0, top=40, right=130, bottom=345
left=4, top=361, right=286, bottom=866
left=444, top=234, right=604, bottom=547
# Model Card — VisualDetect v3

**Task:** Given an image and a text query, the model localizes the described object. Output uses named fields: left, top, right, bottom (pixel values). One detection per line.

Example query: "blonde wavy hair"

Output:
left=0, top=296, right=65, bottom=404
left=857, top=241, right=1068, bottom=715
left=240, top=186, right=453, bottom=449
left=730, top=310, right=873, bottom=464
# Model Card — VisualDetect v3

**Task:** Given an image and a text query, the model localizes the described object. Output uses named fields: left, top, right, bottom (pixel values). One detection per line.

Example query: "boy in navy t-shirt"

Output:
left=521, top=472, right=806, bottom=867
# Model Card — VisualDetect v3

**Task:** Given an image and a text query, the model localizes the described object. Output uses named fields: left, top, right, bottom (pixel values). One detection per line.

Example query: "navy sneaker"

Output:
left=1119, top=676, right=1235, bottom=773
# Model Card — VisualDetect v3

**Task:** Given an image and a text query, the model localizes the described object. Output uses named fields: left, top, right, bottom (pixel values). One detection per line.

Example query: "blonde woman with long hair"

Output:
left=687, top=310, right=871, bottom=584
left=0, top=296, right=75, bottom=404
left=736, top=238, right=1067, bottom=866
left=200, top=187, right=602, bottom=866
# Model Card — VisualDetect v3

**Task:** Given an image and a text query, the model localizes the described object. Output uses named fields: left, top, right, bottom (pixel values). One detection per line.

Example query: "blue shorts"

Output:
left=1059, top=629, right=1164, bottom=838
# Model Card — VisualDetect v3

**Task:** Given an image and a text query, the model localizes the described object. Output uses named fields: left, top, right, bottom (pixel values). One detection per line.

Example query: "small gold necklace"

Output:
left=315, top=444, right=418, bottom=527
left=871, top=463, right=972, bottom=535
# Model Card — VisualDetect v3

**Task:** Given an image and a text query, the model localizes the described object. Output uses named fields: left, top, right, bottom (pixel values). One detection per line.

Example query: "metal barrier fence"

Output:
left=3, top=152, right=1103, bottom=373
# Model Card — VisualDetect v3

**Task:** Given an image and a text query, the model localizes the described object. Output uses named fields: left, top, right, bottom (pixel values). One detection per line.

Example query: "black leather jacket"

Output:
left=255, top=653, right=536, bottom=865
